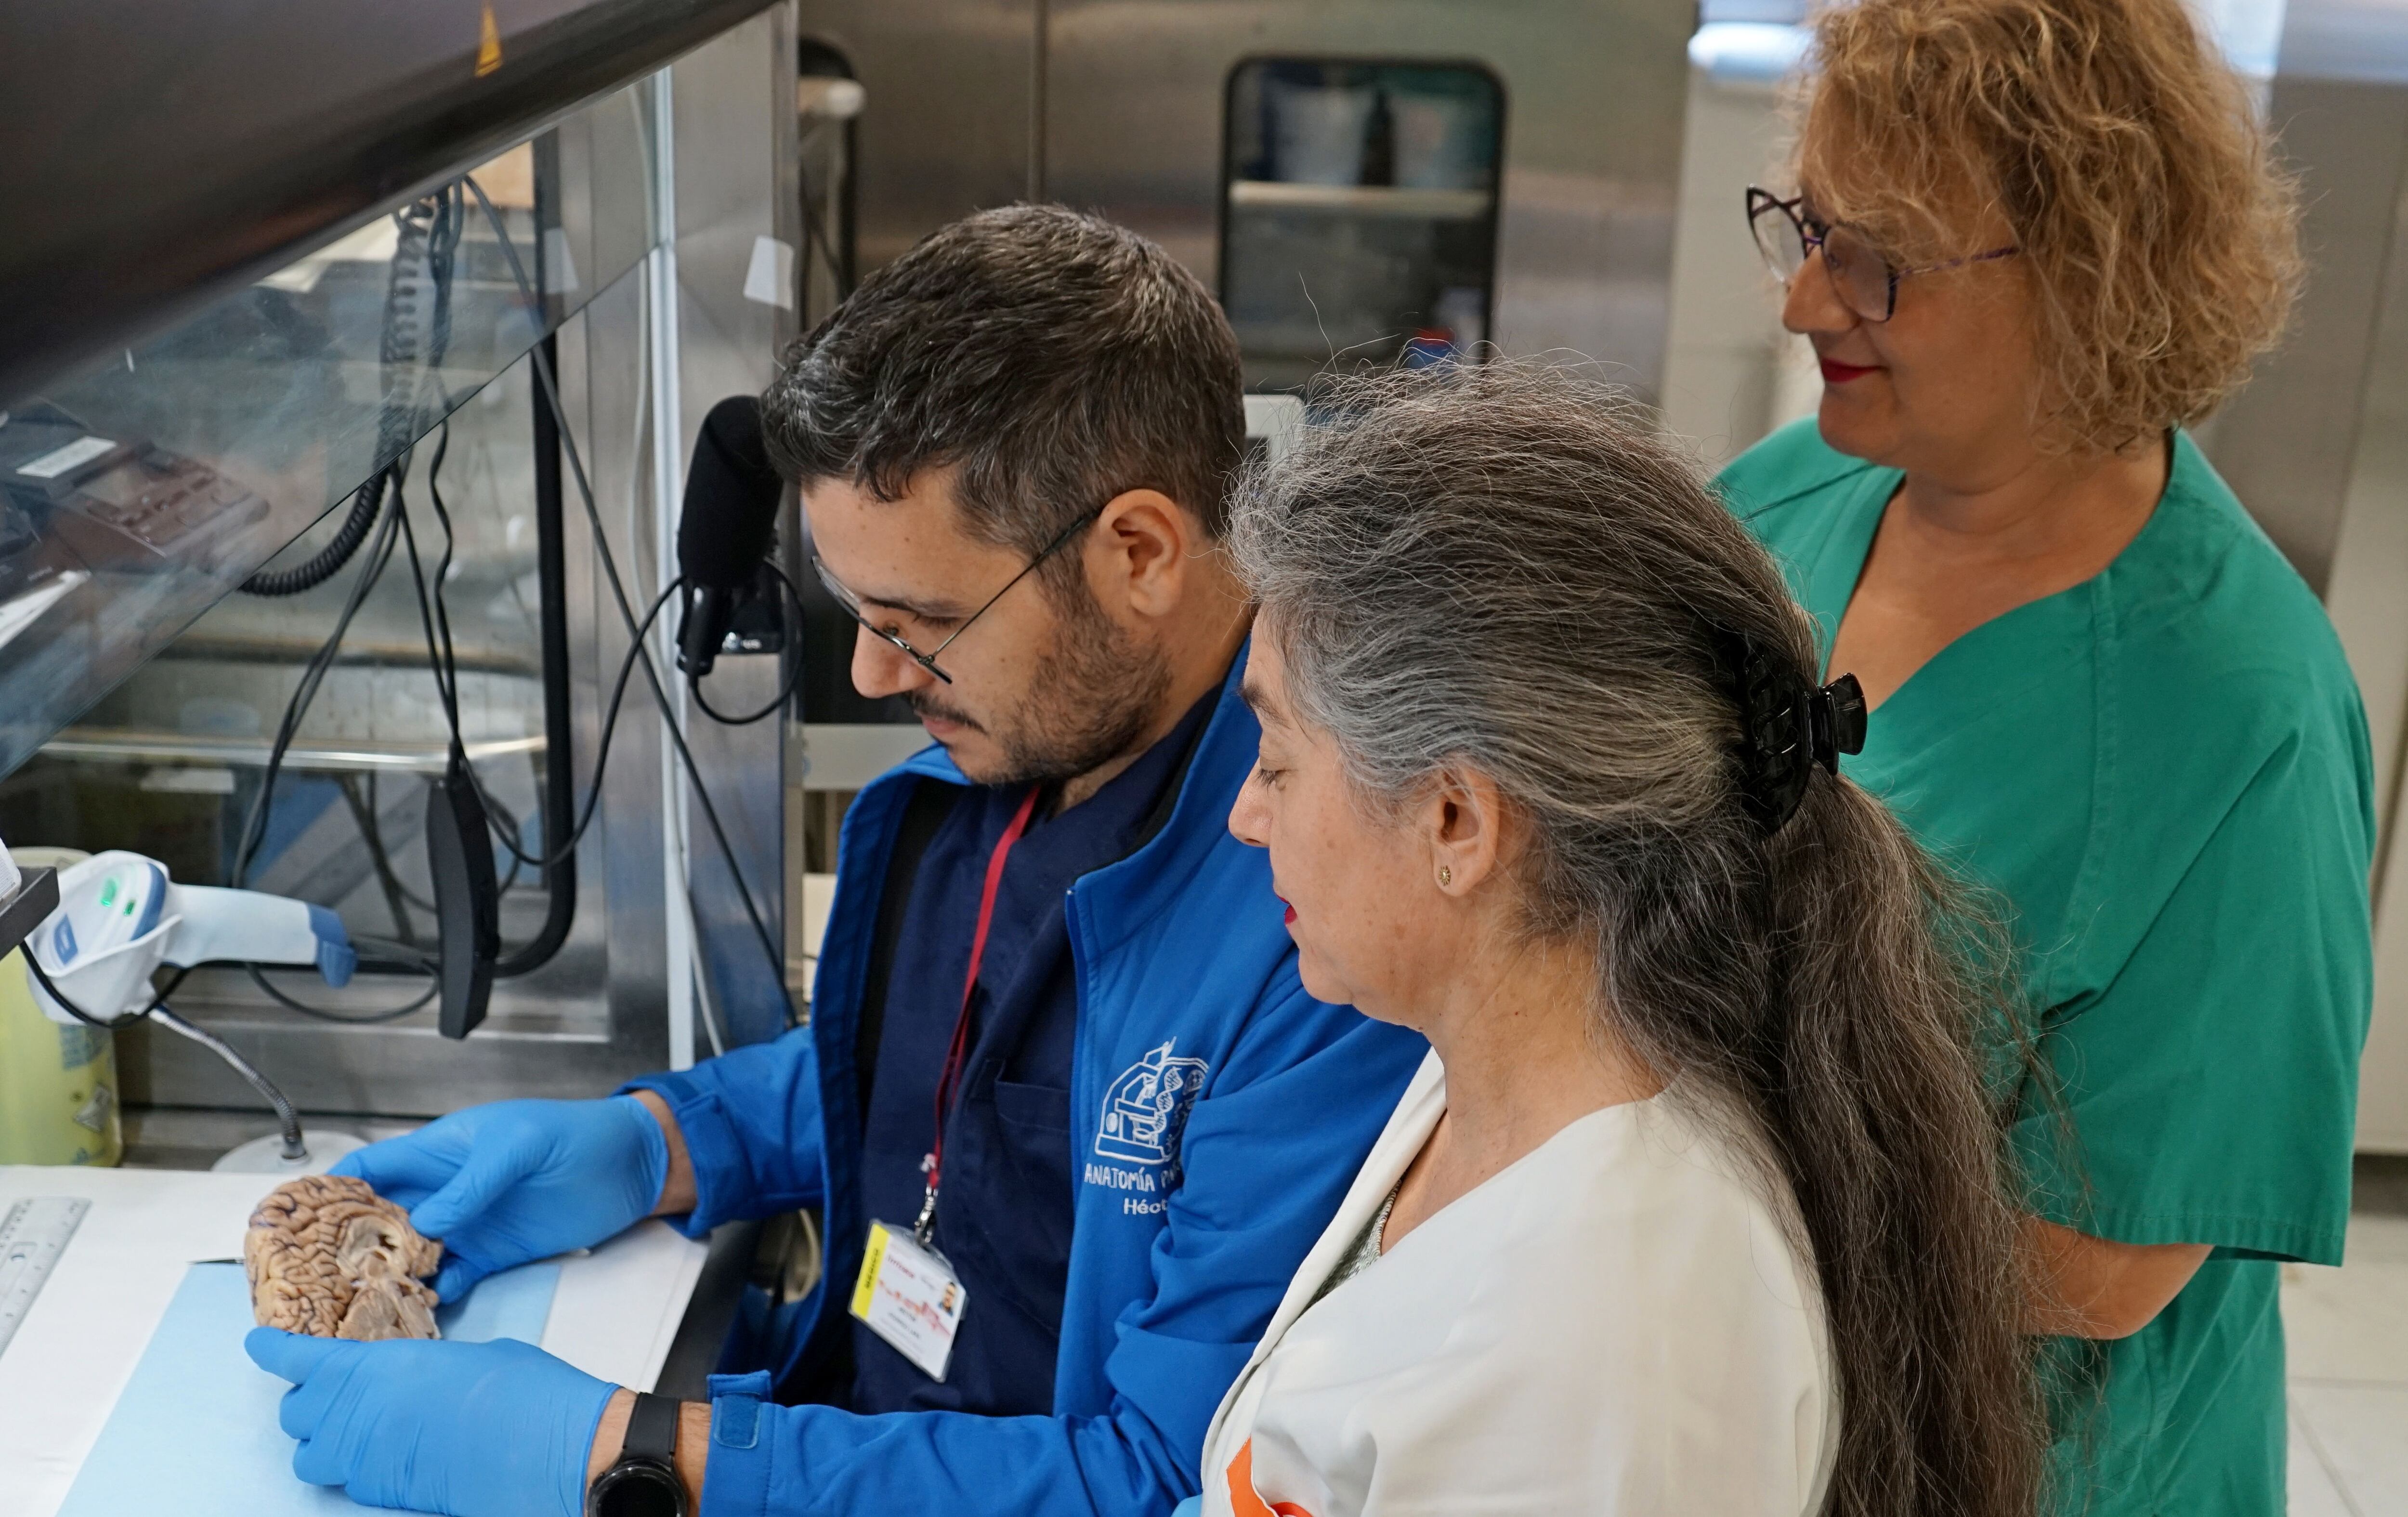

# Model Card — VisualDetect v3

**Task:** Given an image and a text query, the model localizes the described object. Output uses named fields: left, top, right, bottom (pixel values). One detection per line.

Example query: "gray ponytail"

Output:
left=1226, top=364, right=2043, bottom=1517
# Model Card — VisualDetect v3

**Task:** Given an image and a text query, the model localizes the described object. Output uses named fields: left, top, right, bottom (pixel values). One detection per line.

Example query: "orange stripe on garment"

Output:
left=1227, top=1438, right=1319, bottom=1517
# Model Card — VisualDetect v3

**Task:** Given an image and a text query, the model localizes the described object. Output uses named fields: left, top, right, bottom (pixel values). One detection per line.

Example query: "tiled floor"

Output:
left=2288, top=1158, right=2408, bottom=1517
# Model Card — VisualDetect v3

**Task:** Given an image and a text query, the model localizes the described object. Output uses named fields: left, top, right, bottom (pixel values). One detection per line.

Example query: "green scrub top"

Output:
left=1719, top=420, right=2375, bottom=1517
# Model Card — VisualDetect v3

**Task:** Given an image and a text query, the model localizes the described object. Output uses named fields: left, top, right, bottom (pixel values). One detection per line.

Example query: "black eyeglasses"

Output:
left=809, top=507, right=1104, bottom=685
left=1747, top=186, right=2018, bottom=323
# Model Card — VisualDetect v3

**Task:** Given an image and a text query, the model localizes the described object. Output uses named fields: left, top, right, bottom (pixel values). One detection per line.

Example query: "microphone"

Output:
left=677, top=395, right=785, bottom=678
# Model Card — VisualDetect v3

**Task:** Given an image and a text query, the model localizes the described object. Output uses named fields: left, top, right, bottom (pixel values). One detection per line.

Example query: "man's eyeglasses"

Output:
left=1746, top=187, right=2018, bottom=324
left=809, top=506, right=1104, bottom=685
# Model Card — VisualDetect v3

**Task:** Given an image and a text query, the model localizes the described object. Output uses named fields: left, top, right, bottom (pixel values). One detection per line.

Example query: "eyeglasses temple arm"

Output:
left=927, top=506, right=1104, bottom=661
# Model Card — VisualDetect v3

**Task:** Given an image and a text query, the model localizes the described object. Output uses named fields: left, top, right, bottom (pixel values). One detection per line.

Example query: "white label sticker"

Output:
left=16, top=436, right=115, bottom=480
left=850, top=1220, right=966, bottom=1381
left=743, top=235, right=796, bottom=310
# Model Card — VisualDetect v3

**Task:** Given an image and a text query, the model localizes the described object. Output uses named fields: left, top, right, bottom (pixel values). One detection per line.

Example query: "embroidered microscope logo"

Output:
left=1095, top=1041, right=1209, bottom=1184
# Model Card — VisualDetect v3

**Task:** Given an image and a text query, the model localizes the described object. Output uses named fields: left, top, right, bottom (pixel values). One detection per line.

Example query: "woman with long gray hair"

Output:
left=1193, top=365, right=2042, bottom=1517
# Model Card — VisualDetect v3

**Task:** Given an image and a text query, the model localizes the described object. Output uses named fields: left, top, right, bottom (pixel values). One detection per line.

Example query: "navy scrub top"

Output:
left=852, top=686, right=1217, bottom=1417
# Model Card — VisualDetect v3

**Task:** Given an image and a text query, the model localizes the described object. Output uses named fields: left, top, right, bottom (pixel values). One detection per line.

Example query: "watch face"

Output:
left=589, top=1458, right=684, bottom=1517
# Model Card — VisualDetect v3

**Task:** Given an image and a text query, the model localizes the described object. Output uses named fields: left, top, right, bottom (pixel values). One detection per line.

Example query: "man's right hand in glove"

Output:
left=332, top=1091, right=696, bottom=1300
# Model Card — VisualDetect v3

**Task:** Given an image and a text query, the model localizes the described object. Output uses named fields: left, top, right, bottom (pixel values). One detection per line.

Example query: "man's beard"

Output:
left=907, top=581, right=1173, bottom=787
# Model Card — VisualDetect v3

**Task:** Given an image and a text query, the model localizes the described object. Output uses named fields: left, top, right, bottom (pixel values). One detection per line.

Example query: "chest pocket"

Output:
left=961, top=1064, right=1076, bottom=1326
left=993, top=1076, right=1072, bottom=1136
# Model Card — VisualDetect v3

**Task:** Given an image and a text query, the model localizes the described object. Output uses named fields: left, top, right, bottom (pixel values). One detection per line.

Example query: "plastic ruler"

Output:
left=0, top=1197, right=89, bottom=1359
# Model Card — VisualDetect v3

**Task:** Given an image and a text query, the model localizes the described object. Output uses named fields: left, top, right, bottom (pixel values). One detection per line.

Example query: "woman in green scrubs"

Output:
left=1715, top=0, right=2373, bottom=1512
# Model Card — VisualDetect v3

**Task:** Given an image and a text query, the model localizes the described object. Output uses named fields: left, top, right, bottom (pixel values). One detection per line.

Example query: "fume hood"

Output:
left=0, top=2, right=805, bottom=1119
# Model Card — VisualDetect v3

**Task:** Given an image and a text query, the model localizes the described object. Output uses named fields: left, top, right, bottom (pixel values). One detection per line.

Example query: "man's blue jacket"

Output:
left=628, top=647, right=1427, bottom=1517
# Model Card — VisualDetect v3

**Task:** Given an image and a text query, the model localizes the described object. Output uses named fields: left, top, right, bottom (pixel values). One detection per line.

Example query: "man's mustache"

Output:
left=906, top=690, right=986, bottom=734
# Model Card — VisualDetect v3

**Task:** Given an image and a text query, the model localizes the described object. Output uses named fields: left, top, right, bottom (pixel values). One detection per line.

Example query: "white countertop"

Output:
left=0, top=1164, right=708, bottom=1517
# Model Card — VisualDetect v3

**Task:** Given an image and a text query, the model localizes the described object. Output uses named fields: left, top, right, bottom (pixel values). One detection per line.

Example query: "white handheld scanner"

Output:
left=24, top=851, right=356, bottom=1025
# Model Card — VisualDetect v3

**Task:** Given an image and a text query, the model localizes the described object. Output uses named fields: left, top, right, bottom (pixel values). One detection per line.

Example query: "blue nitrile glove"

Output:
left=332, top=1096, right=668, bottom=1300
left=245, top=1328, right=616, bottom=1517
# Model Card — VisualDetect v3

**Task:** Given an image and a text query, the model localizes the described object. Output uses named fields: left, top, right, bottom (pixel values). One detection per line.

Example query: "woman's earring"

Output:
left=1438, top=865, right=1453, bottom=888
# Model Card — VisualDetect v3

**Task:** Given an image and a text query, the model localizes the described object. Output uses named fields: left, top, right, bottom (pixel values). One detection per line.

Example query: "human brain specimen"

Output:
left=245, top=1174, right=444, bottom=1341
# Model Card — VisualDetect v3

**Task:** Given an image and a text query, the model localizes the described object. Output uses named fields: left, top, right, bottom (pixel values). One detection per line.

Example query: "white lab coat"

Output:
left=1196, top=1051, right=1836, bottom=1517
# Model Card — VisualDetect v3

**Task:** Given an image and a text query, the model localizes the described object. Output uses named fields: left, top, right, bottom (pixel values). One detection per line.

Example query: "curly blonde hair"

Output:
left=1795, top=0, right=2302, bottom=452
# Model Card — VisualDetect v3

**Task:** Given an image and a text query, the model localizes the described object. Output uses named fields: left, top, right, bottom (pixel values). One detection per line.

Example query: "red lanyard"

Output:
left=915, top=784, right=1041, bottom=1243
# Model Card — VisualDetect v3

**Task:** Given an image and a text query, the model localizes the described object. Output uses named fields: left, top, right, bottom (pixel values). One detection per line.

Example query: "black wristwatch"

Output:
left=587, top=1392, right=688, bottom=1517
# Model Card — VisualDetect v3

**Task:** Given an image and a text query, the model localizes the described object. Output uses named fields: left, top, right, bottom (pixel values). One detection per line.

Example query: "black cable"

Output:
left=471, top=580, right=679, bottom=871
left=233, top=491, right=402, bottom=886
left=240, top=188, right=464, bottom=598
left=466, top=173, right=797, bottom=1031
left=23, top=950, right=154, bottom=1033
left=420, top=420, right=467, bottom=726
left=235, top=507, right=386, bottom=882
left=234, top=904, right=445, bottom=1022
left=350, top=933, right=441, bottom=971
left=212, top=188, right=483, bottom=1024
left=796, top=165, right=851, bottom=303
left=501, top=329, right=580, bottom=978
left=339, top=772, right=427, bottom=940
left=389, top=423, right=681, bottom=874
left=218, top=460, right=467, bottom=1023
left=393, top=475, right=464, bottom=750
left=245, top=964, right=439, bottom=1024
left=685, top=562, right=808, bottom=727
left=229, top=487, right=462, bottom=1019
left=490, top=799, right=529, bottom=895
left=364, top=773, right=457, bottom=910
left=231, top=459, right=451, bottom=1021
left=345, top=767, right=519, bottom=924
left=414, top=427, right=545, bottom=887
left=213, top=173, right=789, bottom=1039
left=352, top=937, right=429, bottom=965
left=241, top=472, right=386, bottom=597
left=22, top=954, right=307, bottom=1160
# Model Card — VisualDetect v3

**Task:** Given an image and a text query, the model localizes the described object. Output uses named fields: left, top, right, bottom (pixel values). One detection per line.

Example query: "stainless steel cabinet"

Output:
left=794, top=0, right=1693, bottom=401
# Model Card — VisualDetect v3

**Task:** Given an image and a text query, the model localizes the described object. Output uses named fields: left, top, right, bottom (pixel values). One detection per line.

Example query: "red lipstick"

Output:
left=1278, top=897, right=1296, bottom=924
left=1818, top=356, right=1879, bottom=384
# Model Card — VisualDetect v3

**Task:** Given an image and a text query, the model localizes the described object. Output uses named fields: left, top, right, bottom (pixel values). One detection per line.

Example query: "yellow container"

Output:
left=0, top=845, right=119, bottom=1166
left=0, top=947, right=123, bottom=1166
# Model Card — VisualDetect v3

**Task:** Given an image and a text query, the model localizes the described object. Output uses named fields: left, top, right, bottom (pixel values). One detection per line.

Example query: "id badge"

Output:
left=850, top=1220, right=968, bottom=1381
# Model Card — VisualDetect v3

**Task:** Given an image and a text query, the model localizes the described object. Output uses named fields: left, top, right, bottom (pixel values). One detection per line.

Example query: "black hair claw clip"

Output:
left=1808, top=673, right=1867, bottom=775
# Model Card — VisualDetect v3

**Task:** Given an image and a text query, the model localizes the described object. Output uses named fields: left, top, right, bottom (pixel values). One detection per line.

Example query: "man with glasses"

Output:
left=259, top=205, right=1427, bottom=1517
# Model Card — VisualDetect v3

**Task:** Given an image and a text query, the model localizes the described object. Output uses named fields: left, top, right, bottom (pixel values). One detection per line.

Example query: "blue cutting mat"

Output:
left=60, top=1260, right=558, bottom=1516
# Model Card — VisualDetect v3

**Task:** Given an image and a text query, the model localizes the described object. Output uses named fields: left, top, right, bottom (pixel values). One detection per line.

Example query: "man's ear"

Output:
left=1426, top=766, right=1509, bottom=897
left=1090, top=489, right=1196, bottom=619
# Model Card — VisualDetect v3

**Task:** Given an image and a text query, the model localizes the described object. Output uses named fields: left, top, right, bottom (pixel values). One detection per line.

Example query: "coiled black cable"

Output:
left=239, top=469, right=389, bottom=597
left=240, top=186, right=465, bottom=597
